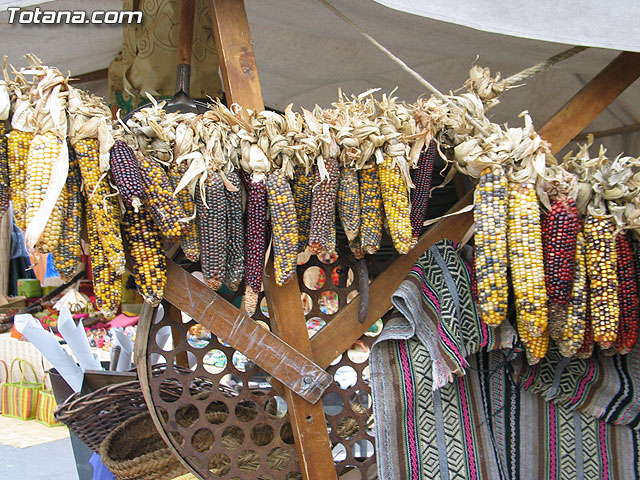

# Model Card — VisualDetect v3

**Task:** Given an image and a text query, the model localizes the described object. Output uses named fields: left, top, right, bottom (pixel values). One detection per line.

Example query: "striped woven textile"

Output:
left=516, top=341, right=640, bottom=428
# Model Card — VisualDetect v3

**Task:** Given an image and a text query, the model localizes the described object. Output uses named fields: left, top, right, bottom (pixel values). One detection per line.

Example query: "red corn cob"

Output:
left=243, top=172, right=268, bottom=315
left=614, top=232, right=640, bottom=354
left=0, top=123, right=9, bottom=217
left=410, top=140, right=436, bottom=240
left=109, top=140, right=144, bottom=211
left=309, top=156, right=339, bottom=255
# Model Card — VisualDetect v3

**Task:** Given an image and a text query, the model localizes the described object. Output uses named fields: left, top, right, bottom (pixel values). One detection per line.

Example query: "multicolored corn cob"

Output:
left=337, top=167, right=360, bottom=242
left=0, top=123, right=8, bottom=217
left=25, top=131, right=65, bottom=253
left=473, top=164, right=509, bottom=326
left=86, top=208, right=121, bottom=319
left=575, top=299, right=595, bottom=359
left=223, top=170, right=245, bottom=291
left=556, top=231, right=588, bottom=357
left=122, top=205, right=167, bottom=306
left=584, top=215, right=619, bottom=348
left=410, top=140, right=436, bottom=240
left=52, top=146, right=83, bottom=282
left=518, top=316, right=549, bottom=365
left=75, top=138, right=125, bottom=275
left=7, top=130, right=32, bottom=230
left=291, top=166, right=313, bottom=253
left=358, top=165, right=383, bottom=255
left=138, top=155, right=186, bottom=241
left=379, top=156, right=412, bottom=254
left=614, top=232, right=640, bottom=354
left=109, top=140, right=144, bottom=211
left=507, top=181, right=548, bottom=338
left=266, top=170, right=298, bottom=286
left=167, top=163, right=199, bottom=262
left=309, top=156, right=339, bottom=255
left=244, top=174, right=268, bottom=315
left=195, top=172, right=227, bottom=291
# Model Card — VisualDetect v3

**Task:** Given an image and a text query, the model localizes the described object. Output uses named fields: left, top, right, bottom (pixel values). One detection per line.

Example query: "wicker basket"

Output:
left=54, top=367, right=183, bottom=452
left=99, top=411, right=188, bottom=480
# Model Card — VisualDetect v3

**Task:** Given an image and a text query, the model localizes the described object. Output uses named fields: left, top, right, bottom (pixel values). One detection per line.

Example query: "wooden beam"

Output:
left=264, top=261, right=338, bottom=480
left=311, top=191, right=474, bottom=368
left=539, top=51, right=640, bottom=153
left=163, top=260, right=331, bottom=403
left=69, top=68, right=108, bottom=84
left=209, top=0, right=264, bottom=111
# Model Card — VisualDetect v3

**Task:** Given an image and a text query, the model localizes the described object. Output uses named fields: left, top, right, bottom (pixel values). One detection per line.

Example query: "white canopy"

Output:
left=1, top=0, right=639, bottom=154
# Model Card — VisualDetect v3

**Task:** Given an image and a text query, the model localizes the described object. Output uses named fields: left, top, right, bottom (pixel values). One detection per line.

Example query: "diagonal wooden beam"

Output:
left=539, top=51, right=640, bottom=153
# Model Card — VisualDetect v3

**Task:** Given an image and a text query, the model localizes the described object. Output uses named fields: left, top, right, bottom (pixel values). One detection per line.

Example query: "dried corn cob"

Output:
left=614, top=232, right=639, bottom=354
left=244, top=175, right=268, bottom=315
left=348, top=235, right=365, bottom=259
left=410, top=140, right=436, bottom=240
left=223, top=170, right=245, bottom=291
left=25, top=131, right=65, bottom=252
left=518, top=320, right=549, bottom=365
left=337, top=167, right=360, bottom=242
left=109, top=140, right=144, bottom=211
left=7, top=130, right=32, bottom=230
left=86, top=208, right=121, bottom=319
left=556, top=231, right=588, bottom=357
left=75, top=138, right=125, bottom=275
left=266, top=170, right=298, bottom=286
left=122, top=205, right=167, bottom=306
left=167, top=163, right=199, bottom=262
left=358, top=165, right=383, bottom=255
left=584, top=215, right=619, bottom=348
left=291, top=166, right=313, bottom=253
left=195, top=172, right=227, bottom=290
left=52, top=146, right=83, bottom=282
left=138, top=155, right=186, bottom=241
left=379, top=156, right=412, bottom=254
left=309, top=156, right=339, bottom=255
left=575, top=299, right=595, bottom=359
left=0, top=123, right=8, bottom=217
left=507, top=181, right=548, bottom=337
left=474, top=164, right=509, bottom=326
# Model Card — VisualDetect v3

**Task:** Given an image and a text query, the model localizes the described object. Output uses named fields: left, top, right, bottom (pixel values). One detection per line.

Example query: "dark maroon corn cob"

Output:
left=223, top=170, right=245, bottom=291
left=614, top=232, right=640, bottom=354
left=542, top=196, right=580, bottom=305
left=410, top=139, right=436, bottom=239
left=195, top=172, right=227, bottom=291
left=244, top=175, right=268, bottom=315
left=309, top=156, right=339, bottom=255
left=109, top=140, right=144, bottom=211
left=576, top=291, right=594, bottom=359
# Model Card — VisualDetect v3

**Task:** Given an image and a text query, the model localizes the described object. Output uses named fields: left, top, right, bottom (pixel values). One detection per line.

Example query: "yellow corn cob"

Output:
left=0, top=123, right=8, bottom=217
left=122, top=204, right=167, bottom=306
left=337, top=167, right=360, bottom=242
left=584, top=215, right=619, bottom=348
left=379, top=156, right=412, bottom=254
left=75, top=138, right=125, bottom=275
left=86, top=208, right=121, bottom=319
left=556, top=230, right=588, bottom=357
left=167, top=165, right=199, bottom=262
left=508, top=181, right=548, bottom=338
left=474, top=165, right=509, bottom=326
left=358, top=165, right=383, bottom=255
left=7, top=130, right=32, bottom=230
left=266, top=171, right=298, bottom=285
left=52, top=147, right=84, bottom=282
left=518, top=320, right=549, bottom=365
left=24, top=131, right=65, bottom=252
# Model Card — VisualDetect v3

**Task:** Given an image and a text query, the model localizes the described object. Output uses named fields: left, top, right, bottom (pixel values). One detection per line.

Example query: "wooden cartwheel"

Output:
left=133, top=1, right=640, bottom=479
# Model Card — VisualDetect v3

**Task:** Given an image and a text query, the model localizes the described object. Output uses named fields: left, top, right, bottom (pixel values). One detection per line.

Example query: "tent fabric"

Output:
left=0, top=0, right=638, bottom=155
left=374, top=0, right=640, bottom=53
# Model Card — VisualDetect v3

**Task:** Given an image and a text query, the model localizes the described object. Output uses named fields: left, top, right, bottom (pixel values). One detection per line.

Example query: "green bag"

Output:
left=36, top=372, right=62, bottom=427
left=1, top=358, right=43, bottom=420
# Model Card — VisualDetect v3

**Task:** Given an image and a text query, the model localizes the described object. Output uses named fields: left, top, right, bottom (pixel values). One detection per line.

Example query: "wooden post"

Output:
left=210, top=2, right=336, bottom=478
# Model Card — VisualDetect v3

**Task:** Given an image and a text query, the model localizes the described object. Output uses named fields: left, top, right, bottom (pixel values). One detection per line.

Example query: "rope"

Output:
left=317, top=0, right=490, bottom=137
left=505, top=46, right=589, bottom=86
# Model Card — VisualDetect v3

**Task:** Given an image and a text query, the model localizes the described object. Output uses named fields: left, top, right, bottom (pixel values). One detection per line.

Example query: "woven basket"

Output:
left=54, top=366, right=183, bottom=452
left=100, top=411, right=188, bottom=480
